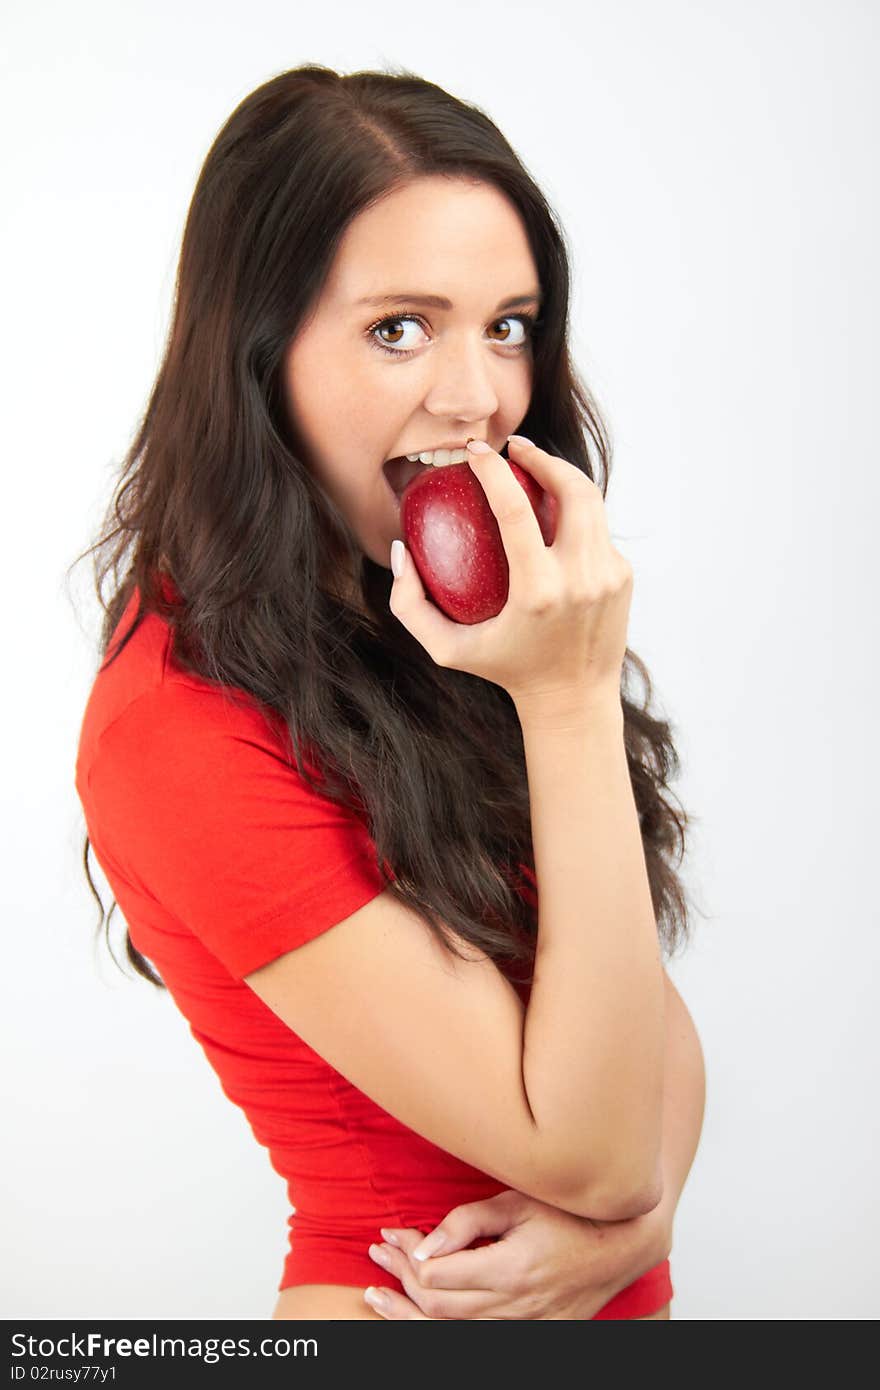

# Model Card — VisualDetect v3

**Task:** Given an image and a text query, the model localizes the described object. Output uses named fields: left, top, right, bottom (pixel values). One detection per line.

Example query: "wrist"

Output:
left=591, top=1204, right=672, bottom=1304
left=513, top=684, right=624, bottom=736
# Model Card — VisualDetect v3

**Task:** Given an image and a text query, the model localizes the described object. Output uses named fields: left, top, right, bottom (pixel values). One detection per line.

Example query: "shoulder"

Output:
left=83, top=675, right=330, bottom=838
left=77, top=629, right=342, bottom=894
left=78, top=673, right=386, bottom=980
left=79, top=576, right=304, bottom=779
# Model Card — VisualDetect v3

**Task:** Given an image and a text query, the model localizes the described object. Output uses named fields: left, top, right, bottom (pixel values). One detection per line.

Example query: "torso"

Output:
left=273, top=1284, right=385, bottom=1320
left=272, top=1284, right=670, bottom=1320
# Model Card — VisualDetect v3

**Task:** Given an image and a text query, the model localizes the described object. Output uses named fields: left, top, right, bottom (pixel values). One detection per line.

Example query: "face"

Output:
left=282, top=175, right=540, bottom=594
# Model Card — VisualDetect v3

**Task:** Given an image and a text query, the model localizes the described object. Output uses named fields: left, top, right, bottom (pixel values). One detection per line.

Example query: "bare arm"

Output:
left=566, top=968, right=706, bottom=1266
left=651, top=970, right=706, bottom=1234
left=246, top=692, right=665, bottom=1224
left=361, top=970, right=705, bottom=1320
left=567, top=969, right=705, bottom=1301
left=246, top=439, right=666, bottom=1222
left=514, top=693, right=667, bottom=1215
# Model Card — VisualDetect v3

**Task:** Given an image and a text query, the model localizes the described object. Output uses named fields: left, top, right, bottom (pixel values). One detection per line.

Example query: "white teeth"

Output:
left=404, top=447, right=470, bottom=466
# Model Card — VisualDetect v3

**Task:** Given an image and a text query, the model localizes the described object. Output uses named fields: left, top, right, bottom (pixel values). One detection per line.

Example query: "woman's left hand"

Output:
left=363, top=1188, right=670, bottom=1320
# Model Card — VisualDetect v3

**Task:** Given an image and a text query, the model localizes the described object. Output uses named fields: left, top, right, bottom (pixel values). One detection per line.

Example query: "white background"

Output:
left=3, top=0, right=877, bottom=1320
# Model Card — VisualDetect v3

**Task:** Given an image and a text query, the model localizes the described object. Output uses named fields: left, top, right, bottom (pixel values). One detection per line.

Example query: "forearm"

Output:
left=370, top=980, right=703, bottom=1321
left=581, top=974, right=706, bottom=1299
left=515, top=694, right=666, bottom=1212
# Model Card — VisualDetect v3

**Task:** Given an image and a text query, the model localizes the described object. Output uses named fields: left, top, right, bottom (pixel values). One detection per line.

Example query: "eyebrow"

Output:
left=355, top=290, right=543, bottom=311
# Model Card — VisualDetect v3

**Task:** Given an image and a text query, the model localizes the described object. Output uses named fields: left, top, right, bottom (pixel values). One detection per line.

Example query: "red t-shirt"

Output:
left=74, top=575, right=672, bottom=1319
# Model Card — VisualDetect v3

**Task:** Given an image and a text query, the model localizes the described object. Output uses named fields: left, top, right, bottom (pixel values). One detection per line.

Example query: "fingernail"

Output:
left=390, top=538, right=405, bottom=578
left=507, top=434, right=533, bottom=448
left=368, top=1243, right=391, bottom=1268
left=364, top=1287, right=389, bottom=1310
left=466, top=439, right=491, bottom=454
left=379, top=1228, right=400, bottom=1246
left=413, top=1230, right=446, bottom=1261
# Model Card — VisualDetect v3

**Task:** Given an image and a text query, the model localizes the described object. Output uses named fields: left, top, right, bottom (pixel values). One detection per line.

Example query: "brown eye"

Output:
left=489, top=317, right=524, bottom=344
left=488, top=315, right=539, bottom=348
left=367, top=315, right=429, bottom=358
left=376, top=320, right=405, bottom=345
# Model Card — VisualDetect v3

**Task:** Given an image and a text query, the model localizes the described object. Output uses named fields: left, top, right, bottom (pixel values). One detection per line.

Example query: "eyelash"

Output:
left=365, top=309, right=542, bottom=360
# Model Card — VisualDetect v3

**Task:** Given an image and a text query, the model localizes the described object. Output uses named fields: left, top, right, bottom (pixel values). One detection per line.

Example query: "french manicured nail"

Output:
left=507, top=434, right=533, bottom=447
left=364, top=1287, right=389, bottom=1310
left=466, top=439, right=491, bottom=454
left=413, top=1230, right=446, bottom=1261
left=390, top=539, right=405, bottom=578
left=368, top=1243, right=391, bottom=1268
left=379, top=1228, right=400, bottom=1246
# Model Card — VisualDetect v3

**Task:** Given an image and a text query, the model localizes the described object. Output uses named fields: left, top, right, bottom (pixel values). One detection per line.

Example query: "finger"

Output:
left=371, top=1236, right=501, bottom=1302
left=372, top=1278, right=501, bottom=1319
left=389, top=1191, right=526, bottom=1261
left=378, top=1227, right=425, bottom=1251
left=366, top=1280, right=503, bottom=1319
left=370, top=1238, right=518, bottom=1317
left=430, top=1191, right=527, bottom=1251
left=368, top=1239, right=416, bottom=1288
left=401, top=1282, right=502, bottom=1319
left=370, top=1236, right=454, bottom=1299
left=464, top=440, right=548, bottom=602
left=364, top=1285, right=430, bottom=1320
left=505, top=436, right=598, bottom=558
left=392, top=1254, right=505, bottom=1319
left=388, top=538, right=464, bottom=663
left=378, top=1228, right=476, bottom=1294
left=375, top=1234, right=515, bottom=1294
left=401, top=1241, right=522, bottom=1293
left=379, top=1228, right=430, bottom=1261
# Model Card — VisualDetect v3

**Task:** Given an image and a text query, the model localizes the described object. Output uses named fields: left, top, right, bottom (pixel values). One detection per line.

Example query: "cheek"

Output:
left=284, top=332, right=365, bottom=430
left=515, top=356, right=535, bottom=405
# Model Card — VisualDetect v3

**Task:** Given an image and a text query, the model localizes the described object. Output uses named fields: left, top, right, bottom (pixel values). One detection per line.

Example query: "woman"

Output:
left=73, top=64, right=704, bottom=1320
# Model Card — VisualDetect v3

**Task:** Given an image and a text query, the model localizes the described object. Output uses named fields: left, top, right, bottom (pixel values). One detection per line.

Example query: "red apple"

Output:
left=400, top=459, right=558, bottom=624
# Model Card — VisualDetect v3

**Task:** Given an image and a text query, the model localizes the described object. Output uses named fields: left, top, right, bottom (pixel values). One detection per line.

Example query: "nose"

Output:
left=422, top=330, right=500, bottom=428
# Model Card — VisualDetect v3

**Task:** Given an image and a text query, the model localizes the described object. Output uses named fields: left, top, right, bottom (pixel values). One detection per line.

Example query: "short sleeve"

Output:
left=83, top=683, right=390, bottom=979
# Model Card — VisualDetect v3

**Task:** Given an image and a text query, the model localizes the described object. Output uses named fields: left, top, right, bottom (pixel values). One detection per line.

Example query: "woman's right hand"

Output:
left=362, top=1187, right=671, bottom=1320
left=389, top=437, right=633, bottom=716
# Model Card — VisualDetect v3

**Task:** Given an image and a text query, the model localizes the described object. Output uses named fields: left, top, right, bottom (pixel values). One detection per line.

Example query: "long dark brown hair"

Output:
left=70, top=63, right=702, bottom=990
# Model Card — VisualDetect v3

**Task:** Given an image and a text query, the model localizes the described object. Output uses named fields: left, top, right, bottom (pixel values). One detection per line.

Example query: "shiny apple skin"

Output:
left=400, top=459, right=557, bottom=625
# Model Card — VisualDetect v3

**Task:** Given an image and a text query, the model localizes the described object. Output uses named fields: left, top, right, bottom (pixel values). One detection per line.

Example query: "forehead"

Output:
left=325, top=177, right=539, bottom=307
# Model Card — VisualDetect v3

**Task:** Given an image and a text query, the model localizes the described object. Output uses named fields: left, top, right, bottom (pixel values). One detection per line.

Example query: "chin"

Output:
left=362, top=519, right=401, bottom=569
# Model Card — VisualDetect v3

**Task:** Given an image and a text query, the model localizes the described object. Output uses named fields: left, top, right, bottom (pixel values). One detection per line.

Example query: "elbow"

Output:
left=565, top=1175, right=664, bottom=1223
left=554, top=1154, right=665, bottom=1223
left=609, top=1176, right=665, bottom=1221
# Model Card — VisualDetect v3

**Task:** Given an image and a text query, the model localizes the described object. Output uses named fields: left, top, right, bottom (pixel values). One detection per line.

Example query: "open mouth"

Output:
left=382, top=455, right=432, bottom=499
left=382, top=443, right=510, bottom=502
